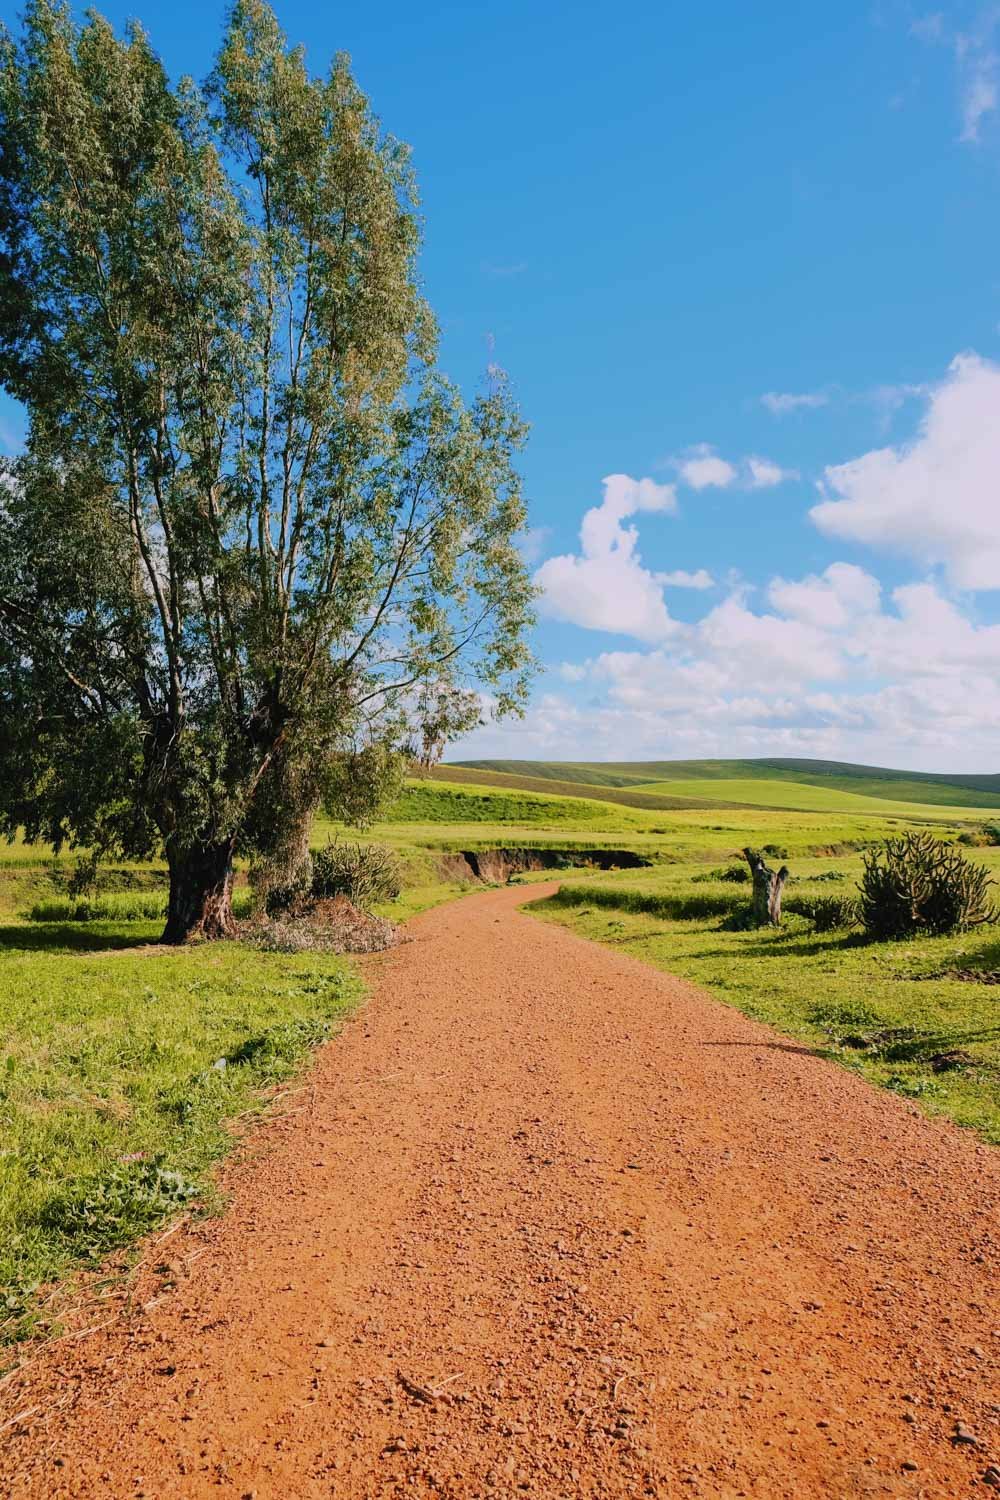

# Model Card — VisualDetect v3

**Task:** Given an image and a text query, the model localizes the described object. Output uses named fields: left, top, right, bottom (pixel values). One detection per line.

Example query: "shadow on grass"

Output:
left=692, top=931, right=870, bottom=961
left=877, top=1024, right=1000, bottom=1063
left=0, top=922, right=161, bottom=953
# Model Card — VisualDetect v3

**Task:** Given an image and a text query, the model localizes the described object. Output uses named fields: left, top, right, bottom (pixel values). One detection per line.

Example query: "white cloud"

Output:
left=746, top=455, right=799, bottom=489
left=462, top=549, right=1000, bottom=770
left=760, top=390, right=829, bottom=415
left=768, top=563, right=881, bottom=631
left=672, top=446, right=798, bottom=490
left=534, top=473, right=679, bottom=643
left=676, top=447, right=738, bottom=490
left=658, top=568, right=715, bottom=589
left=960, top=62, right=998, bottom=140
left=812, top=352, right=1000, bottom=589
left=910, top=7, right=1000, bottom=143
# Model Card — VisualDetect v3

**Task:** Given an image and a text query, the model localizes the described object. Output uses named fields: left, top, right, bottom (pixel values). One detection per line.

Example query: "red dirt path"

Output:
left=1, top=883, right=998, bottom=1498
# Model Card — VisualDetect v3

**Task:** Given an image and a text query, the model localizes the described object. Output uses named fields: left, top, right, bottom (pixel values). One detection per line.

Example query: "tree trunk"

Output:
left=743, top=847, right=789, bottom=927
left=162, top=839, right=238, bottom=943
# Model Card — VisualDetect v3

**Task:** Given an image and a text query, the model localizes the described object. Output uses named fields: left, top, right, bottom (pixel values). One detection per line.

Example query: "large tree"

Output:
left=0, top=0, right=534, bottom=940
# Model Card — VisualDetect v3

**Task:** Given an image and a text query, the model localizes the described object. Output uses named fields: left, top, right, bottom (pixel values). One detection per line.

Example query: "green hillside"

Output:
left=451, top=757, right=1000, bottom=813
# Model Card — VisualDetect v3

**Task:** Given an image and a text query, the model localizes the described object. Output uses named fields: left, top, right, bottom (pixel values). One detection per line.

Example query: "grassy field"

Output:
left=633, top=776, right=1000, bottom=819
left=453, top=756, right=1000, bottom=811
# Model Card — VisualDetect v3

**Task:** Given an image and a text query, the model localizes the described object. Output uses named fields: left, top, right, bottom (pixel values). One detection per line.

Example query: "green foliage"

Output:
left=859, top=833, right=995, bottom=939
left=549, top=883, right=741, bottom=923
left=38, top=1160, right=201, bottom=1259
left=692, top=863, right=750, bottom=883
left=784, top=893, right=860, bottom=931
left=29, top=892, right=166, bottom=923
left=28, top=890, right=252, bottom=923
left=0, top=0, right=535, bottom=939
left=312, top=838, right=402, bottom=909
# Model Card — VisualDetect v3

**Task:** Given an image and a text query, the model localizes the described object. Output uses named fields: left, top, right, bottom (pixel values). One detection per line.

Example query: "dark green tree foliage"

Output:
left=859, top=833, right=995, bottom=939
left=0, top=1, right=534, bottom=939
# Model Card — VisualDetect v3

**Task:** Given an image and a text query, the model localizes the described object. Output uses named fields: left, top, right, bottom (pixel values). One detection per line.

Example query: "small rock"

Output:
left=900, top=1460, right=918, bottom=1472
left=952, top=1423, right=979, bottom=1447
left=982, top=1465, right=1000, bottom=1489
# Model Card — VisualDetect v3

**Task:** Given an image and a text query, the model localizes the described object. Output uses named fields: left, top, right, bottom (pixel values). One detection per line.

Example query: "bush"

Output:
left=692, top=864, right=749, bottom=884
left=785, top=893, right=860, bottom=931
left=311, top=838, right=402, bottom=909
left=762, top=843, right=789, bottom=860
left=859, top=832, right=995, bottom=939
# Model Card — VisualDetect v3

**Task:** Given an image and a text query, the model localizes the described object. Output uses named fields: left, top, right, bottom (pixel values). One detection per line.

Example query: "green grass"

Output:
left=452, top=756, right=1000, bottom=812
left=0, top=926, right=360, bottom=1343
left=386, top=778, right=612, bottom=825
left=634, top=776, right=1000, bottom=820
left=530, top=852, right=1000, bottom=1144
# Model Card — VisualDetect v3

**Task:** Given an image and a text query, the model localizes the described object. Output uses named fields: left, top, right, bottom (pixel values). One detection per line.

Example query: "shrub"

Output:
left=692, top=864, right=749, bottom=884
left=311, top=839, right=402, bottom=910
left=859, top=832, right=995, bottom=939
left=785, top=894, right=860, bottom=931
left=762, top=843, right=789, bottom=860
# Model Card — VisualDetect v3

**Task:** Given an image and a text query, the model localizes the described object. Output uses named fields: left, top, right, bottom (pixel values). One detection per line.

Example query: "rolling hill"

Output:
left=447, top=758, right=1000, bottom=819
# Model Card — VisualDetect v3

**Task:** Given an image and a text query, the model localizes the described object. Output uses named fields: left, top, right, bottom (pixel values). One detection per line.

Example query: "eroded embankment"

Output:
left=435, top=846, right=652, bottom=884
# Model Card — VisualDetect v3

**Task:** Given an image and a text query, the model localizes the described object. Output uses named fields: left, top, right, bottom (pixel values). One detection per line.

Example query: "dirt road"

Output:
left=2, top=884, right=998, bottom=1498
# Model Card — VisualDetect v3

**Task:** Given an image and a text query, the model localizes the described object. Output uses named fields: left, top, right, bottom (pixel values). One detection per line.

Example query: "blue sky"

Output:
left=2, top=0, right=1000, bottom=769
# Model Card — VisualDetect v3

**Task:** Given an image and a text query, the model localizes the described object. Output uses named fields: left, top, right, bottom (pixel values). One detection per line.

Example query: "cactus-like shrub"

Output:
left=311, top=838, right=402, bottom=910
left=859, top=833, right=995, bottom=939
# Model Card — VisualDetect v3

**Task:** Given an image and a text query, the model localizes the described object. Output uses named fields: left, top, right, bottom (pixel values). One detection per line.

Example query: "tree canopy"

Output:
left=0, top=0, right=535, bottom=939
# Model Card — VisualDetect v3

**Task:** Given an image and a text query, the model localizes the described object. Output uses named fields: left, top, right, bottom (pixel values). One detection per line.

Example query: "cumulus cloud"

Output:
left=658, top=568, right=715, bottom=589
left=534, top=474, right=680, bottom=642
left=760, top=390, right=829, bottom=415
left=768, top=563, right=881, bottom=631
left=676, top=446, right=738, bottom=490
left=672, top=446, right=798, bottom=490
left=812, top=352, right=1000, bottom=589
left=746, top=456, right=800, bottom=489
left=461, top=550, right=1000, bottom=769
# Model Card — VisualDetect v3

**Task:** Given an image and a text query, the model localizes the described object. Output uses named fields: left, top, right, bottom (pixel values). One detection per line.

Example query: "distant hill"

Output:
left=448, top=758, right=1000, bottom=814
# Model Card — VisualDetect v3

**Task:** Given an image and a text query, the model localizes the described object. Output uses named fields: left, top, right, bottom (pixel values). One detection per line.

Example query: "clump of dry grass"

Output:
left=244, top=895, right=398, bottom=954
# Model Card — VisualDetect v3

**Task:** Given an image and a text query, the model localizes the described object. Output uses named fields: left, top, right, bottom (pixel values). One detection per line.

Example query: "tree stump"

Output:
left=743, top=847, right=789, bottom=927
